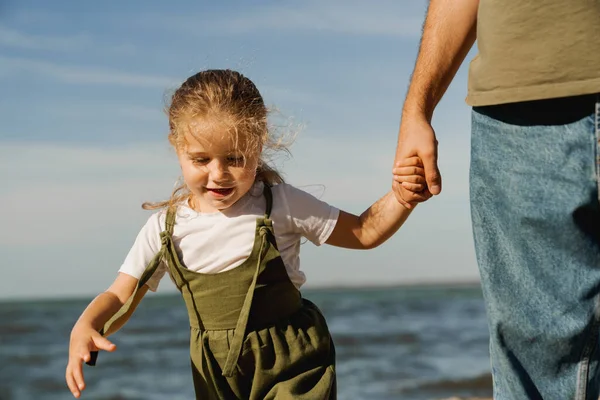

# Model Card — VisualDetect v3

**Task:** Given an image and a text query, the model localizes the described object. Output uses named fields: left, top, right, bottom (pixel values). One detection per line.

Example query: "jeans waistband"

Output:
left=474, top=93, right=598, bottom=126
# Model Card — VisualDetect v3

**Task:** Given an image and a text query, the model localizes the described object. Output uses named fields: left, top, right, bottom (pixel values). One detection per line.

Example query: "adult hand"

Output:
left=392, top=114, right=441, bottom=209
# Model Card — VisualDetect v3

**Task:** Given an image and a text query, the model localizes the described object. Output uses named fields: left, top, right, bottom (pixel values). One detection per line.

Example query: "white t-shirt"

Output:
left=119, top=181, right=340, bottom=291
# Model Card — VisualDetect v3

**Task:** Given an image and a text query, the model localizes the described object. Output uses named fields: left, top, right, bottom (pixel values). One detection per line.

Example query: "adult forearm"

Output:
left=358, top=192, right=413, bottom=249
left=404, top=0, right=479, bottom=121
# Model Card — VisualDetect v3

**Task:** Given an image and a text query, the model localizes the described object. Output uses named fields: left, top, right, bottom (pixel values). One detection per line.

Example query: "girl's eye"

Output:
left=227, top=156, right=245, bottom=165
left=192, top=158, right=209, bottom=165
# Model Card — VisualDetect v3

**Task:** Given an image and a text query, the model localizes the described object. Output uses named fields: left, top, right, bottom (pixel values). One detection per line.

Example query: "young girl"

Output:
left=66, top=69, right=431, bottom=400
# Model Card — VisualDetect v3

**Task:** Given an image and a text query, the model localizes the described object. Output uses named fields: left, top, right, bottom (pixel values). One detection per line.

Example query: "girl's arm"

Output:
left=326, top=156, right=430, bottom=249
left=103, top=283, right=149, bottom=336
left=66, top=273, right=148, bottom=398
left=326, top=193, right=411, bottom=249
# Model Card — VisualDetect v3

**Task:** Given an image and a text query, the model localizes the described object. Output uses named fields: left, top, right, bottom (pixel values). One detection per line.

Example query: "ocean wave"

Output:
left=416, top=373, right=492, bottom=391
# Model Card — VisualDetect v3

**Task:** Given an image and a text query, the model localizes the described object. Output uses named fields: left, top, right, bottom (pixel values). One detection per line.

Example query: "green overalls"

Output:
left=91, top=184, right=337, bottom=399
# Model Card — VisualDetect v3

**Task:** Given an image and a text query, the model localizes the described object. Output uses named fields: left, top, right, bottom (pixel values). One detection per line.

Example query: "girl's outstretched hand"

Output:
left=66, top=325, right=116, bottom=398
left=392, top=156, right=433, bottom=204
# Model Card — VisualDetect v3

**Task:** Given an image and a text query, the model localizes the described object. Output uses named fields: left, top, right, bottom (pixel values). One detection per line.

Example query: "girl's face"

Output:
left=176, top=119, right=260, bottom=213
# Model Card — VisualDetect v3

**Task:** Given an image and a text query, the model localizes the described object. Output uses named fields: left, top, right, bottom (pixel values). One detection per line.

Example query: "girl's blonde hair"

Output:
left=143, top=69, right=287, bottom=210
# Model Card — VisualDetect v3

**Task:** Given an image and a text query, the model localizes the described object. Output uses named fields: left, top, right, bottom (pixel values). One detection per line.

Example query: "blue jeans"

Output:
left=470, top=94, right=600, bottom=400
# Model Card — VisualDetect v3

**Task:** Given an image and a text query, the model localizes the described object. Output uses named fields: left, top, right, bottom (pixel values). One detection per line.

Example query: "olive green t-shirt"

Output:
left=466, top=0, right=600, bottom=106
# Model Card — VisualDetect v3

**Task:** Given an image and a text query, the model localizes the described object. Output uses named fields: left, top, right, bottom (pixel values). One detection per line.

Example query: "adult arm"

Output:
left=394, top=0, right=479, bottom=207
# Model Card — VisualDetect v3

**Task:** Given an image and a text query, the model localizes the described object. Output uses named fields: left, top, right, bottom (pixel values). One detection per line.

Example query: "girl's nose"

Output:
left=208, top=159, right=229, bottom=180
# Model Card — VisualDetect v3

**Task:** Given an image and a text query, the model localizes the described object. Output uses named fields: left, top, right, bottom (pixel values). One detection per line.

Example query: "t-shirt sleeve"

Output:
left=118, top=212, right=168, bottom=292
left=277, top=183, right=340, bottom=246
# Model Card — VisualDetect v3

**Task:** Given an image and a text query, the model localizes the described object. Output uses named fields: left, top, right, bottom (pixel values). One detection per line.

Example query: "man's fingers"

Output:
left=394, top=156, right=423, bottom=168
left=421, top=149, right=442, bottom=195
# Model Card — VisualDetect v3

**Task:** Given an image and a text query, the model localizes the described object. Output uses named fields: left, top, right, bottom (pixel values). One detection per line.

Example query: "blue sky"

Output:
left=0, top=0, right=479, bottom=300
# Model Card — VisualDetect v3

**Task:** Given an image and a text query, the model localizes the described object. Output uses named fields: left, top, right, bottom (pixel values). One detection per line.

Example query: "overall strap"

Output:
left=87, top=255, right=165, bottom=367
left=221, top=224, right=270, bottom=377
left=86, top=207, right=175, bottom=367
left=165, top=205, right=177, bottom=234
left=139, top=206, right=176, bottom=288
left=221, top=184, right=274, bottom=377
left=101, top=247, right=166, bottom=335
left=263, top=183, right=273, bottom=219
left=161, top=206, right=205, bottom=331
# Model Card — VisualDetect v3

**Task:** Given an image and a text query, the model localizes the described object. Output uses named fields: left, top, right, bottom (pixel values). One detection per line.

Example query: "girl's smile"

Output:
left=205, top=187, right=235, bottom=198
left=177, top=120, right=259, bottom=213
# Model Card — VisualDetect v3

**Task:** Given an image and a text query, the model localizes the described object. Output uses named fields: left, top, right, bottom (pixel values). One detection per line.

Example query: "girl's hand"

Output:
left=392, top=156, right=433, bottom=202
left=66, top=325, right=116, bottom=398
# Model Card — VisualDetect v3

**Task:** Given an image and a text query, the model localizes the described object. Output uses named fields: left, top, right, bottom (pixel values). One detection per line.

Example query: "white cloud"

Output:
left=283, top=130, right=478, bottom=291
left=0, top=142, right=175, bottom=186
left=0, top=24, right=91, bottom=51
left=285, top=129, right=470, bottom=207
left=41, top=103, right=165, bottom=123
left=217, top=5, right=422, bottom=36
left=0, top=0, right=482, bottom=300
left=143, top=1, right=425, bottom=37
left=0, top=23, right=139, bottom=55
left=1, top=129, right=471, bottom=244
left=0, top=132, right=478, bottom=299
left=0, top=56, right=180, bottom=88
left=0, top=142, right=179, bottom=246
left=261, top=85, right=339, bottom=111
left=7, top=9, right=68, bottom=26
